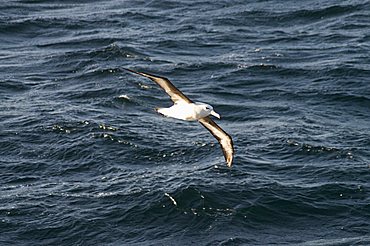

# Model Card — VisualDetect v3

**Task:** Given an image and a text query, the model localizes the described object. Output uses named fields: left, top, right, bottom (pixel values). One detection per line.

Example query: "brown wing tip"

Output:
left=123, top=68, right=140, bottom=75
left=226, top=155, right=233, bottom=168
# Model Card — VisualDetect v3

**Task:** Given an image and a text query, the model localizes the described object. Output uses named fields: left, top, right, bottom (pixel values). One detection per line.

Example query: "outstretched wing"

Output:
left=124, top=68, right=193, bottom=104
left=198, top=116, right=234, bottom=167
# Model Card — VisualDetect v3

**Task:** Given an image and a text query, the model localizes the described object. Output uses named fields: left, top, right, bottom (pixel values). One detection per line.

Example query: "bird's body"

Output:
left=157, top=102, right=220, bottom=121
left=124, top=68, right=234, bottom=167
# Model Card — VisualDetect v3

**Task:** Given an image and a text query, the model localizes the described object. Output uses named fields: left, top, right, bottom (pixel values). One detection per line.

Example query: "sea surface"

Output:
left=1, top=0, right=370, bottom=245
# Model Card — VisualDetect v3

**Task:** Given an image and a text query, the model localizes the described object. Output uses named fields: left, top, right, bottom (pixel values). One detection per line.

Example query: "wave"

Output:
left=0, top=79, right=30, bottom=93
left=212, top=2, right=368, bottom=27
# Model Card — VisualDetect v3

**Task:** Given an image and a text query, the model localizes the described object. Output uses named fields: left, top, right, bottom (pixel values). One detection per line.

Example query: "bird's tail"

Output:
left=155, top=107, right=166, bottom=116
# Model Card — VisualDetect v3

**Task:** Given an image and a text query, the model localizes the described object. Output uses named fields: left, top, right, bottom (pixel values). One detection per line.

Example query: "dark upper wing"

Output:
left=198, top=116, right=234, bottom=167
left=124, top=68, right=193, bottom=104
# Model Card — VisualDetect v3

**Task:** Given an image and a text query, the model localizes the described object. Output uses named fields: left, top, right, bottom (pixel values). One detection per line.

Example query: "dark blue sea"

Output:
left=1, top=0, right=370, bottom=245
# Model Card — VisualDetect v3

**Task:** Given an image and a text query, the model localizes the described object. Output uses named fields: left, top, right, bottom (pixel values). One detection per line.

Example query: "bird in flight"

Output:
left=124, top=68, right=234, bottom=167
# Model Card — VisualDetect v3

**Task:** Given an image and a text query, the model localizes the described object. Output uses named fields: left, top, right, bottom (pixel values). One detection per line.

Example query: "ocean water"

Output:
left=1, top=0, right=370, bottom=245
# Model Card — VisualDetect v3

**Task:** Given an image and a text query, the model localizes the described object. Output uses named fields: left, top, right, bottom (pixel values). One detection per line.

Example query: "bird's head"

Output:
left=196, top=102, right=221, bottom=119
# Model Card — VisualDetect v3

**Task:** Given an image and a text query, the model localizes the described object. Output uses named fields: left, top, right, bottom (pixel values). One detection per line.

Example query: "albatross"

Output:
left=124, top=68, right=234, bottom=167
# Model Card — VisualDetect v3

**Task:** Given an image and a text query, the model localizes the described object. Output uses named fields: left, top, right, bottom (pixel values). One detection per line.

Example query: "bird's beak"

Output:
left=211, top=110, right=221, bottom=119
